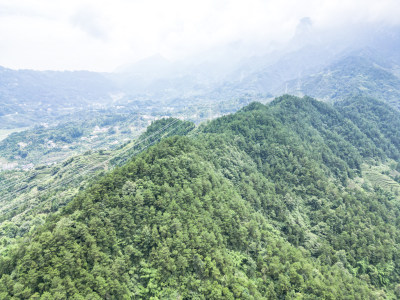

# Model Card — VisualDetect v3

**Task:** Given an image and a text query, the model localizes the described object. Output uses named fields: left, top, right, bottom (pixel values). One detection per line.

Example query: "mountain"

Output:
left=0, top=118, right=195, bottom=260
left=0, top=67, right=117, bottom=128
left=109, top=24, right=400, bottom=105
left=2, top=95, right=400, bottom=298
left=3, top=23, right=400, bottom=133
left=113, top=54, right=174, bottom=95
left=280, top=52, right=400, bottom=107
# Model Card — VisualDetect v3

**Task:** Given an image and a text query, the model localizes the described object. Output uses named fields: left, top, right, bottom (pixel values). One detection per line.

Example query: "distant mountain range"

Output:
left=0, top=67, right=118, bottom=128
left=277, top=49, right=400, bottom=106
left=2, top=23, right=400, bottom=129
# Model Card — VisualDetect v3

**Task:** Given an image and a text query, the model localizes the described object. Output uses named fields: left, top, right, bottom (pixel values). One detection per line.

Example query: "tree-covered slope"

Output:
left=201, top=96, right=400, bottom=295
left=0, top=137, right=374, bottom=299
left=0, top=118, right=194, bottom=257
left=2, top=95, right=400, bottom=298
left=281, top=55, right=400, bottom=109
left=335, top=96, right=400, bottom=160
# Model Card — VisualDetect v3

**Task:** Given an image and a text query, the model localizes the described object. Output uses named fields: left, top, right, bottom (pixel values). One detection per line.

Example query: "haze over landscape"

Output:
left=2, top=0, right=400, bottom=299
left=0, top=0, right=399, bottom=71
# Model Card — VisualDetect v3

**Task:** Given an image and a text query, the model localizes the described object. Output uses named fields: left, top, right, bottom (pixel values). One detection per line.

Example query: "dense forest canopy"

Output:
left=1, top=95, right=400, bottom=298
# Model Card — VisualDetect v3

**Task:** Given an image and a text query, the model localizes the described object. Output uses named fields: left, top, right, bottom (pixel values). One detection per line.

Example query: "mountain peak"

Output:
left=290, top=17, right=314, bottom=48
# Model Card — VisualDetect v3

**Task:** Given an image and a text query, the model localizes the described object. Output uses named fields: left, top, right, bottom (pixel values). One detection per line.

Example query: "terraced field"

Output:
left=362, top=164, right=400, bottom=193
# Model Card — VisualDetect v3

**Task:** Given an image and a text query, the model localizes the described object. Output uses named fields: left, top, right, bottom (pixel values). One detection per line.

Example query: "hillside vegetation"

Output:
left=1, top=95, right=400, bottom=298
left=282, top=55, right=400, bottom=108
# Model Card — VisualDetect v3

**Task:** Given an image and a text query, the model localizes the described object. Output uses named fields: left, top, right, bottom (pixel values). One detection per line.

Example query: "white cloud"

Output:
left=0, top=0, right=399, bottom=71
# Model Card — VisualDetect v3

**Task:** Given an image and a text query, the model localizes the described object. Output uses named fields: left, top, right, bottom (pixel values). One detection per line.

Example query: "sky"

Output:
left=0, top=0, right=399, bottom=72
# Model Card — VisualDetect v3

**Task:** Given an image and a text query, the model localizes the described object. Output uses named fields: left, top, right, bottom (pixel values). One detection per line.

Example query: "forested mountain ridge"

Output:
left=0, top=118, right=195, bottom=257
left=335, top=96, right=400, bottom=158
left=1, top=95, right=400, bottom=298
left=281, top=54, right=400, bottom=108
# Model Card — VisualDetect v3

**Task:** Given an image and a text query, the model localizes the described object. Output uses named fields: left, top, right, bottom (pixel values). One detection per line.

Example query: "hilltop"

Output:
left=1, top=95, right=400, bottom=298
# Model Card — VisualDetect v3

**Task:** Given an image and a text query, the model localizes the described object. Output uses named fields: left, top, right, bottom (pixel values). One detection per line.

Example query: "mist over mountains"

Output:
left=114, top=20, right=400, bottom=100
left=2, top=20, right=400, bottom=129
